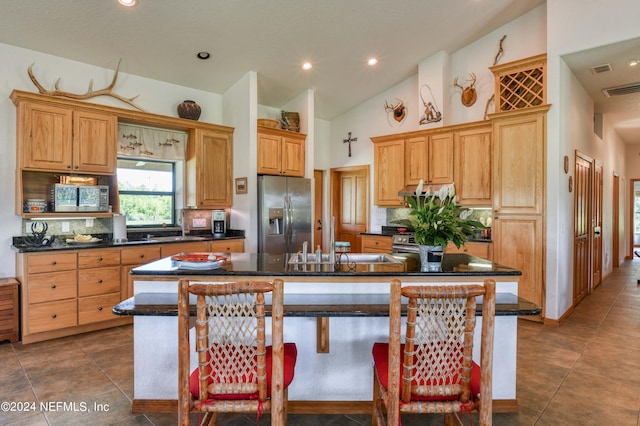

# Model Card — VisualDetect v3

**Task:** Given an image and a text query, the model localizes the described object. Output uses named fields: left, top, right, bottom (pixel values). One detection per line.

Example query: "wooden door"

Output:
left=314, top=170, right=324, bottom=251
left=574, top=153, right=592, bottom=305
left=257, top=133, right=282, bottom=175
left=373, top=140, right=405, bottom=206
left=404, top=136, right=428, bottom=185
left=331, top=166, right=369, bottom=252
left=74, top=110, right=116, bottom=174
left=455, top=126, right=492, bottom=205
left=592, top=161, right=603, bottom=288
left=428, top=132, right=454, bottom=184
left=21, top=102, right=73, bottom=171
left=613, top=173, right=619, bottom=268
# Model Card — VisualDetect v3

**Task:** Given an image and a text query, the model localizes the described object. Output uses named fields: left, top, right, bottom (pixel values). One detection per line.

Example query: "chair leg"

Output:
left=201, top=412, right=217, bottom=426
left=372, top=368, right=385, bottom=426
left=444, top=412, right=463, bottom=426
left=284, top=388, right=289, bottom=426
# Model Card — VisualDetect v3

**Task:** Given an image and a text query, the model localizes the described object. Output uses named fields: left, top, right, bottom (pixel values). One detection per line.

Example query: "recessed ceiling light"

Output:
left=627, top=58, right=640, bottom=67
left=367, top=58, right=378, bottom=66
left=118, top=0, right=137, bottom=7
left=197, top=51, right=211, bottom=60
left=302, top=62, right=313, bottom=71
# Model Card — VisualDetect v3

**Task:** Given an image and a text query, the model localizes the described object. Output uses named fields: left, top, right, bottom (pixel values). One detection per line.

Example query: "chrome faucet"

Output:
left=302, top=241, right=309, bottom=263
left=329, top=217, right=336, bottom=264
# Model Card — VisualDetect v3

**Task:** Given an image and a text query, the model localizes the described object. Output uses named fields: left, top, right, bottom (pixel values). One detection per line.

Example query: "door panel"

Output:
left=574, top=154, right=591, bottom=304
left=592, top=161, right=603, bottom=288
left=314, top=170, right=324, bottom=251
left=331, top=166, right=369, bottom=252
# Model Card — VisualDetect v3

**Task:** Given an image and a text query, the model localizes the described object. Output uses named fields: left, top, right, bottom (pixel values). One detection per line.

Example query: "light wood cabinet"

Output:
left=428, top=132, right=454, bottom=184
left=0, top=278, right=20, bottom=343
left=373, top=139, right=405, bottom=207
left=120, top=245, right=161, bottom=299
left=257, top=126, right=306, bottom=177
left=446, top=241, right=491, bottom=260
left=209, top=239, right=244, bottom=253
left=15, top=99, right=116, bottom=174
left=361, top=235, right=393, bottom=253
left=186, top=128, right=234, bottom=209
left=454, top=125, right=492, bottom=205
left=77, top=249, right=121, bottom=325
left=405, top=136, right=428, bottom=185
left=160, top=241, right=209, bottom=257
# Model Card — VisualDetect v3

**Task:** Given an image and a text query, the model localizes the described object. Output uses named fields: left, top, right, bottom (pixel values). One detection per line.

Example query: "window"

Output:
left=117, top=158, right=176, bottom=227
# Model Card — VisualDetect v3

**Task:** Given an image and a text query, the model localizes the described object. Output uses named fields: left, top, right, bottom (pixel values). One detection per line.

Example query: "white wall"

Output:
left=0, top=42, right=224, bottom=278
left=545, top=0, right=640, bottom=319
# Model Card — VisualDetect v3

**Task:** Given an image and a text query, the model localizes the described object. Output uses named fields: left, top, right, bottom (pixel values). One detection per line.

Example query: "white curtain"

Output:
left=117, top=123, right=187, bottom=160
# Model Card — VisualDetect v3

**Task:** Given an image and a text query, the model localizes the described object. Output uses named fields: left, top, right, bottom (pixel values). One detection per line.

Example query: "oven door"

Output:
left=391, top=243, right=420, bottom=254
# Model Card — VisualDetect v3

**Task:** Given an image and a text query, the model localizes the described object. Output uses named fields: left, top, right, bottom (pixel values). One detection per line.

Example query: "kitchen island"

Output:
left=117, top=252, right=534, bottom=414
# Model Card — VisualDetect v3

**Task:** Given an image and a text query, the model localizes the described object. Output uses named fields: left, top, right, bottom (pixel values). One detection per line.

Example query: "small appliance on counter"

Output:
left=49, top=183, right=109, bottom=212
left=113, top=214, right=128, bottom=243
left=212, top=210, right=226, bottom=237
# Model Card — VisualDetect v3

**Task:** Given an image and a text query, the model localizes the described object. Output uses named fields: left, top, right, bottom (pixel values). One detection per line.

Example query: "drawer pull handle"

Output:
left=51, top=314, right=57, bottom=319
left=98, top=257, right=103, bottom=261
left=51, top=261, right=57, bottom=265
left=98, top=279, right=103, bottom=284
left=51, top=284, right=56, bottom=289
left=140, top=254, right=145, bottom=259
left=98, top=306, right=103, bottom=311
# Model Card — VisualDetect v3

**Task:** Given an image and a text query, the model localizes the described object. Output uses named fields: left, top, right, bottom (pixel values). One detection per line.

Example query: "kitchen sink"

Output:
left=288, top=253, right=402, bottom=265
left=145, top=236, right=209, bottom=242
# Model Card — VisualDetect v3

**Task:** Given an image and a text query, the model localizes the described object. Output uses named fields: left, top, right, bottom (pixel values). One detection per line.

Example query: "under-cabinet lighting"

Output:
left=29, top=217, right=97, bottom=221
left=468, top=262, right=493, bottom=268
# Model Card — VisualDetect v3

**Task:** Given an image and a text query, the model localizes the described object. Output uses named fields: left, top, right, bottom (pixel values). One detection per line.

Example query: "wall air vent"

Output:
left=602, top=82, right=640, bottom=97
left=591, top=63, right=612, bottom=74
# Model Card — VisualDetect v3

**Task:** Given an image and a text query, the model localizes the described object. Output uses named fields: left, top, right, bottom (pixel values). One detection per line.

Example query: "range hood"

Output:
left=397, top=183, right=450, bottom=197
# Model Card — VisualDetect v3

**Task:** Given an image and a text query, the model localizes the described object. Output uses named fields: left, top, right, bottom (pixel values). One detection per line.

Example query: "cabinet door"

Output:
left=281, top=136, right=305, bottom=177
left=493, top=114, right=544, bottom=214
left=209, top=239, right=244, bottom=253
left=455, top=127, right=492, bottom=205
left=196, top=130, right=233, bottom=208
left=73, top=110, right=116, bottom=174
left=374, top=139, right=405, bottom=207
left=428, top=132, right=454, bottom=184
left=21, top=102, right=73, bottom=171
left=492, top=214, right=544, bottom=311
left=361, top=235, right=392, bottom=253
left=405, top=136, right=428, bottom=185
left=160, top=241, right=209, bottom=257
left=257, top=133, right=282, bottom=175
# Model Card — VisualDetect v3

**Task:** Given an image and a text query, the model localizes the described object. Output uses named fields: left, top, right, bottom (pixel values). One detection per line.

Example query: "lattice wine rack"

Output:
left=490, top=54, right=547, bottom=112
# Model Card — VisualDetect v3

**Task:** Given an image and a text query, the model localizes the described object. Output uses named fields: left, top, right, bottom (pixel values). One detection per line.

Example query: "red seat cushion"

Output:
left=190, top=342, right=297, bottom=400
left=372, top=342, right=480, bottom=402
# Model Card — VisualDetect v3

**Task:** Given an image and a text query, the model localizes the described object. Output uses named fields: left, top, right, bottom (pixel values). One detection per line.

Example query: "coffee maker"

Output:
left=212, top=210, right=226, bottom=237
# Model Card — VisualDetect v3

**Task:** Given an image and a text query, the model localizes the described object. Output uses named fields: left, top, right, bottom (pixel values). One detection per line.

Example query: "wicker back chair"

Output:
left=372, top=279, right=496, bottom=426
left=178, top=278, right=297, bottom=426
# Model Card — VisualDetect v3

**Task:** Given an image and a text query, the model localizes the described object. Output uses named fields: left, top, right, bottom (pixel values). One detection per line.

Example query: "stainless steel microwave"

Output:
left=49, top=184, right=110, bottom=212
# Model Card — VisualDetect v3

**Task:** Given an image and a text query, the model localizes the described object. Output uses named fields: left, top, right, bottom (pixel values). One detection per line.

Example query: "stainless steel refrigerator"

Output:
left=258, top=175, right=312, bottom=254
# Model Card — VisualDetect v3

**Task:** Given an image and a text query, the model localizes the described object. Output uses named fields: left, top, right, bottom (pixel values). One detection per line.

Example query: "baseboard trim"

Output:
left=132, top=398, right=518, bottom=414
left=544, top=305, right=574, bottom=327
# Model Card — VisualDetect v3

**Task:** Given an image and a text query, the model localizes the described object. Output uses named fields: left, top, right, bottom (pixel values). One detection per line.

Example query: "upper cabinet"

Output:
left=257, top=126, right=306, bottom=177
left=454, top=124, right=492, bottom=206
left=16, top=100, right=116, bottom=174
left=372, top=138, right=405, bottom=207
left=186, top=128, right=233, bottom=209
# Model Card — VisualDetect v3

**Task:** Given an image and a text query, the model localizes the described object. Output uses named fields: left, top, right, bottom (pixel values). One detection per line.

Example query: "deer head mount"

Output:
left=453, top=72, right=477, bottom=107
left=27, top=59, right=145, bottom=111
left=384, top=98, right=406, bottom=123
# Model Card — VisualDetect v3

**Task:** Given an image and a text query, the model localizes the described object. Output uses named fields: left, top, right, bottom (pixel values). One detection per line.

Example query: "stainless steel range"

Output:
left=391, top=233, right=419, bottom=253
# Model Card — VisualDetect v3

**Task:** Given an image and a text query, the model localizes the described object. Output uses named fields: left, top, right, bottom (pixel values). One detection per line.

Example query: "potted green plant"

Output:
left=393, top=180, right=485, bottom=271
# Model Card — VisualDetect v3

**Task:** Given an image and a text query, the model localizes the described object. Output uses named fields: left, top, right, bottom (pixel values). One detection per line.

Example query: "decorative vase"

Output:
left=177, top=100, right=201, bottom=121
left=418, top=244, right=444, bottom=272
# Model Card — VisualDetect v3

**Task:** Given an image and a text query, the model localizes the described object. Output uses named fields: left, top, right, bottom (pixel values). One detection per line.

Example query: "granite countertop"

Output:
left=131, top=252, right=521, bottom=278
left=12, top=230, right=245, bottom=253
left=360, top=226, right=492, bottom=243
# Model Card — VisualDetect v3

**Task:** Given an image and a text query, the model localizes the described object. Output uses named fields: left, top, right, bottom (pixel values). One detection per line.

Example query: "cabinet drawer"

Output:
left=361, top=235, right=393, bottom=253
left=121, top=246, right=161, bottom=265
left=160, top=242, right=209, bottom=257
left=78, top=249, right=120, bottom=268
left=27, top=252, right=77, bottom=274
left=209, top=239, right=244, bottom=253
left=28, top=270, right=77, bottom=303
left=28, top=299, right=77, bottom=334
left=78, top=293, right=121, bottom=325
left=78, top=266, right=120, bottom=297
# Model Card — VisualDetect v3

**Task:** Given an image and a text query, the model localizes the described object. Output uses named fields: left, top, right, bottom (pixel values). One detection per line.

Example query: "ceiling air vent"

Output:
left=602, top=82, right=640, bottom=98
left=591, top=63, right=612, bottom=74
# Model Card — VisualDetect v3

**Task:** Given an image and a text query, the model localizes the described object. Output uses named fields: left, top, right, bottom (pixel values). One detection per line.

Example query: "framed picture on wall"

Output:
left=235, top=177, right=247, bottom=194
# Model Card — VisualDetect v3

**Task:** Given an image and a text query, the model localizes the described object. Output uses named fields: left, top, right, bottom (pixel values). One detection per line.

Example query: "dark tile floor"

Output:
left=2, top=259, right=640, bottom=425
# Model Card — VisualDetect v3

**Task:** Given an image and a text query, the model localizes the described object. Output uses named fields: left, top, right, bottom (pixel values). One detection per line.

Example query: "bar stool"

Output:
left=178, top=278, right=297, bottom=426
left=371, top=279, right=496, bottom=426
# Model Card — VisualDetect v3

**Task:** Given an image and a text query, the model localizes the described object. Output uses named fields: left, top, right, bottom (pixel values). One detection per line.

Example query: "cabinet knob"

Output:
left=98, top=279, right=103, bottom=284
left=139, top=254, right=145, bottom=259
left=98, top=306, right=103, bottom=311
left=51, top=314, right=57, bottom=319
left=74, top=165, right=79, bottom=170
left=51, top=284, right=56, bottom=289
left=98, top=257, right=103, bottom=261
left=51, top=261, right=57, bottom=265
left=66, top=165, right=71, bottom=169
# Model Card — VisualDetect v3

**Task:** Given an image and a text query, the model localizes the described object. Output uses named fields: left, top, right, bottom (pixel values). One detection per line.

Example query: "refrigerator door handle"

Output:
left=286, top=194, right=294, bottom=245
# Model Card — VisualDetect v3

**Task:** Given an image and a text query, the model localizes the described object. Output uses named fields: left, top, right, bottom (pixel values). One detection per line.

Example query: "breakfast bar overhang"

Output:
left=115, top=252, right=537, bottom=414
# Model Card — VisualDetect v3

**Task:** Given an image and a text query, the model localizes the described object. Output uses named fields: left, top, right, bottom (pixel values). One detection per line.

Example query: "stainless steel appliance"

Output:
left=49, top=184, right=109, bottom=212
left=391, top=232, right=419, bottom=253
left=258, top=175, right=312, bottom=254
left=212, top=210, right=226, bottom=237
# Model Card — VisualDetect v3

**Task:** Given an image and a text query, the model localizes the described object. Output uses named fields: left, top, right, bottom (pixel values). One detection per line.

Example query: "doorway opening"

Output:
left=330, top=165, right=369, bottom=252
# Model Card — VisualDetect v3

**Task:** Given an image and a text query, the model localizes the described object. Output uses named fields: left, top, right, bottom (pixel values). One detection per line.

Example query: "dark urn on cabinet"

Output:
left=177, top=100, right=201, bottom=120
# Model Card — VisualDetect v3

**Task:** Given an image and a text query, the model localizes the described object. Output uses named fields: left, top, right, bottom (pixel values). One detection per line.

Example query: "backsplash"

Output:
left=21, top=218, right=112, bottom=237
left=386, top=207, right=492, bottom=228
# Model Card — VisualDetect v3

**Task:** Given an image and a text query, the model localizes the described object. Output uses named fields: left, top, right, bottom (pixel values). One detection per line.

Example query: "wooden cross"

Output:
left=343, top=132, right=358, bottom=157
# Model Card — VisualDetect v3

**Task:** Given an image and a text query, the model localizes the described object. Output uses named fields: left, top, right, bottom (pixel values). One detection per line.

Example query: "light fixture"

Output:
left=367, top=57, right=378, bottom=66
left=302, top=62, right=313, bottom=71
left=196, top=51, right=211, bottom=60
left=627, top=58, right=640, bottom=67
left=118, top=0, right=137, bottom=6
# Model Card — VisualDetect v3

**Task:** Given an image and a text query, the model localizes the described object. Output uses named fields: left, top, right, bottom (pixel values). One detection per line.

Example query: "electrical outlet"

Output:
left=192, top=218, right=206, bottom=228
left=62, top=222, right=70, bottom=233
left=86, top=218, right=94, bottom=228
left=25, top=222, right=31, bottom=233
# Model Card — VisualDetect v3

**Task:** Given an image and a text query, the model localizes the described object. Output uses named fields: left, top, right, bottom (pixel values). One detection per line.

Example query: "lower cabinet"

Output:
left=360, top=235, right=393, bottom=253
left=120, top=245, right=162, bottom=300
left=209, top=239, right=245, bottom=253
left=446, top=241, right=492, bottom=260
